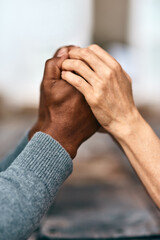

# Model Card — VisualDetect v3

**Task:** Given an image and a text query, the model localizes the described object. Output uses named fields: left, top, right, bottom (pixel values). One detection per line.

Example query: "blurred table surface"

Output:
left=0, top=107, right=160, bottom=240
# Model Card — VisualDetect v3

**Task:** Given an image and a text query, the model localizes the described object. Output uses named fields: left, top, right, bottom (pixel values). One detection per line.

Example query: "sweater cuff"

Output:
left=12, top=132, right=73, bottom=197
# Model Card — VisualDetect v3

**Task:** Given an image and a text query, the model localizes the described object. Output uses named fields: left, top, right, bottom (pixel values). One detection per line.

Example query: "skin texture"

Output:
left=61, top=45, right=136, bottom=137
left=62, top=44, right=160, bottom=208
left=29, top=46, right=99, bottom=159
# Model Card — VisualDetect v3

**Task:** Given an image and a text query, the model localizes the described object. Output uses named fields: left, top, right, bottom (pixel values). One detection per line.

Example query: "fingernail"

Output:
left=57, top=47, right=68, bottom=57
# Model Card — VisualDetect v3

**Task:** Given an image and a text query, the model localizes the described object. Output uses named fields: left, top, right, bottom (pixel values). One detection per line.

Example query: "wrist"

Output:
left=107, top=108, right=145, bottom=142
left=40, top=125, right=78, bottom=159
left=29, top=121, right=43, bottom=140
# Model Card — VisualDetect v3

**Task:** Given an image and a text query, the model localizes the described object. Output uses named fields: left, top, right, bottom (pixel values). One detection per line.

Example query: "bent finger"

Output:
left=61, top=70, right=92, bottom=97
left=44, top=55, right=68, bottom=80
left=53, top=45, right=78, bottom=58
left=62, top=59, right=99, bottom=86
left=69, top=47, right=110, bottom=80
left=88, top=44, right=122, bottom=71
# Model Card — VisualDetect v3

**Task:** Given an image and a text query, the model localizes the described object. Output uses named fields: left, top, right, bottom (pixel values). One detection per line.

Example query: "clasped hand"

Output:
left=29, top=46, right=100, bottom=159
left=30, top=44, right=140, bottom=158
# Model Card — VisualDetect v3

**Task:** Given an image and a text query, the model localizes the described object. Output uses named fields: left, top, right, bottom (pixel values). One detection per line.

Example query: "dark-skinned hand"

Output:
left=29, top=46, right=100, bottom=158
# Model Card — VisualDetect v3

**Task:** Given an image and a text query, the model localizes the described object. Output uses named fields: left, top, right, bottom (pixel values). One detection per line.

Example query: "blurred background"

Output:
left=0, top=0, right=160, bottom=239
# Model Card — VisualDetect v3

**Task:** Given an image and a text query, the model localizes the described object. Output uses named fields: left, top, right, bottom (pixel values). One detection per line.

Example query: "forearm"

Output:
left=0, top=132, right=29, bottom=172
left=115, top=112, right=160, bottom=208
left=61, top=45, right=160, bottom=206
left=0, top=132, right=72, bottom=240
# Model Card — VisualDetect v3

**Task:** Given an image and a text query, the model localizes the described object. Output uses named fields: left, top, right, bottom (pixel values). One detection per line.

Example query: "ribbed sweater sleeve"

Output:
left=0, top=133, right=28, bottom=172
left=0, top=132, right=73, bottom=240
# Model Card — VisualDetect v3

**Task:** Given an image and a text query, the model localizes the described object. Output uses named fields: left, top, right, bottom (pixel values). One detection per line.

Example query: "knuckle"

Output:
left=62, top=59, right=68, bottom=69
left=81, top=48, right=90, bottom=57
left=113, top=62, right=122, bottom=72
left=93, top=91, right=102, bottom=105
left=45, top=58, right=54, bottom=68
left=68, top=48, right=75, bottom=57
left=106, top=69, right=114, bottom=79
left=69, top=47, right=81, bottom=59
left=91, top=97, right=100, bottom=107
left=45, top=58, right=57, bottom=72
left=89, top=44, right=99, bottom=51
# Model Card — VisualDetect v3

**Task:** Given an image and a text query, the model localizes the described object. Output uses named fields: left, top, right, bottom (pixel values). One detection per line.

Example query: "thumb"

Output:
left=54, top=45, right=77, bottom=58
left=43, top=47, right=69, bottom=80
left=43, top=54, right=68, bottom=80
left=56, top=54, right=68, bottom=70
left=53, top=47, right=69, bottom=70
left=54, top=47, right=68, bottom=58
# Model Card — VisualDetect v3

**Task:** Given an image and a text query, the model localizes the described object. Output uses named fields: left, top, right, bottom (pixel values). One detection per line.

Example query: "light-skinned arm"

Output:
left=61, top=44, right=160, bottom=208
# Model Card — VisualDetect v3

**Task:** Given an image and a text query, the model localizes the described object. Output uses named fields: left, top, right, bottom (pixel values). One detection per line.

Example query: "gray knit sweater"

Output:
left=0, top=132, right=73, bottom=240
